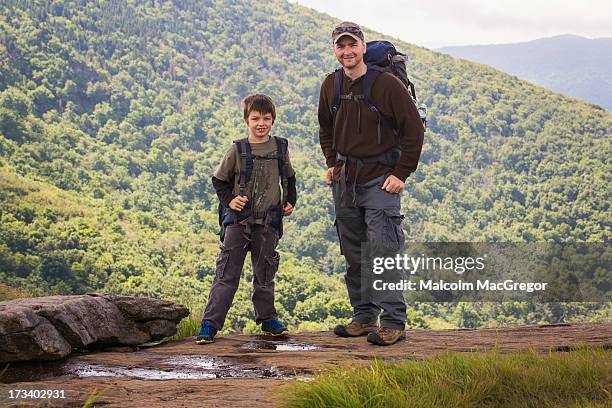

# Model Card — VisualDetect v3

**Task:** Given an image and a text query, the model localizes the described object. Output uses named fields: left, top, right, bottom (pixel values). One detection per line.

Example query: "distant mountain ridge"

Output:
left=439, top=34, right=612, bottom=110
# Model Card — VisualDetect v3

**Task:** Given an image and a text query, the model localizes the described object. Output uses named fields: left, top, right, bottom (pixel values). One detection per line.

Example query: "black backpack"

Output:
left=331, top=40, right=426, bottom=145
left=217, top=136, right=289, bottom=241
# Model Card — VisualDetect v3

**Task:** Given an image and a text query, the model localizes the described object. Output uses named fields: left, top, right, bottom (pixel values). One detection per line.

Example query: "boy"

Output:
left=196, top=94, right=297, bottom=344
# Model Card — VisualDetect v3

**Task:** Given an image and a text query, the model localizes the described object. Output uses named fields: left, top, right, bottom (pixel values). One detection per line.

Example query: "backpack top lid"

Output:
left=364, top=40, right=413, bottom=99
left=364, top=40, right=397, bottom=65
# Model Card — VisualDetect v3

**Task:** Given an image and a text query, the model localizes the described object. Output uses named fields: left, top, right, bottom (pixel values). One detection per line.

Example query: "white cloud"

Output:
left=292, top=0, right=612, bottom=48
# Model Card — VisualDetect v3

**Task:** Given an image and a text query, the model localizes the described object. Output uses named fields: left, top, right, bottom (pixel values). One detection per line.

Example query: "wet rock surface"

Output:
left=240, top=340, right=321, bottom=351
left=0, top=322, right=610, bottom=407
left=0, top=293, right=189, bottom=363
left=0, top=351, right=286, bottom=383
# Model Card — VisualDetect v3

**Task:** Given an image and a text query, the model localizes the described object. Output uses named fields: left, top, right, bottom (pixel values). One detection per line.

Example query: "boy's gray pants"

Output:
left=333, top=174, right=407, bottom=330
left=203, top=222, right=280, bottom=330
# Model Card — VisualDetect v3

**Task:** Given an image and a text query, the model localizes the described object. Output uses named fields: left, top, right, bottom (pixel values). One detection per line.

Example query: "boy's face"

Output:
left=245, top=110, right=274, bottom=140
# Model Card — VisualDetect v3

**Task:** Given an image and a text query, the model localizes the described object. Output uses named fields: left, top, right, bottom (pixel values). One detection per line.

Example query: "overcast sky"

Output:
left=292, top=0, right=612, bottom=48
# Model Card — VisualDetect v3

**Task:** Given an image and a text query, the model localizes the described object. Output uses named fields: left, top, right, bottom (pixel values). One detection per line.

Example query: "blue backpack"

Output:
left=331, top=40, right=427, bottom=145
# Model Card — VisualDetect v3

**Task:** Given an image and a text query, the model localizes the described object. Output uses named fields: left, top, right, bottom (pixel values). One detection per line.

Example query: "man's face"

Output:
left=334, top=36, right=366, bottom=69
left=245, top=110, right=274, bottom=139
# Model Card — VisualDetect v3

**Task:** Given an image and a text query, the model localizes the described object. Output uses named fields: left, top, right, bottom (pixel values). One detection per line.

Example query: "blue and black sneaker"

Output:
left=195, top=320, right=217, bottom=344
left=261, top=319, right=289, bottom=336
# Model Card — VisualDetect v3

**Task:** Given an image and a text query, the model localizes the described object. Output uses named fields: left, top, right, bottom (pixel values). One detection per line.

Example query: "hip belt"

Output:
left=336, top=147, right=400, bottom=206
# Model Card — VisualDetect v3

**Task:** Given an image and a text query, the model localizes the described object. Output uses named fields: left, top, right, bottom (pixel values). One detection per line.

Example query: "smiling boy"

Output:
left=197, top=94, right=297, bottom=344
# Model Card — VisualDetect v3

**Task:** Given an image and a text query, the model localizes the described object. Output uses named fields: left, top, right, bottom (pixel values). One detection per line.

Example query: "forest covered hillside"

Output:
left=0, top=0, right=609, bottom=331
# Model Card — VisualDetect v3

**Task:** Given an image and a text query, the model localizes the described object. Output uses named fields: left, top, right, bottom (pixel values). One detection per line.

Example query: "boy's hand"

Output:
left=283, top=202, right=294, bottom=216
left=229, top=195, right=248, bottom=211
left=326, top=167, right=334, bottom=186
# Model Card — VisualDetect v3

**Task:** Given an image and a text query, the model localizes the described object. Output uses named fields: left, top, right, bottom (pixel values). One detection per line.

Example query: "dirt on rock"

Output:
left=1, top=322, right=610, bottom=407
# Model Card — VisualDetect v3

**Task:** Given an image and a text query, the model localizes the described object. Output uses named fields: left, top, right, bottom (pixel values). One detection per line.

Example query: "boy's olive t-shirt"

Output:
left=214, top=136, right=295, bottom=216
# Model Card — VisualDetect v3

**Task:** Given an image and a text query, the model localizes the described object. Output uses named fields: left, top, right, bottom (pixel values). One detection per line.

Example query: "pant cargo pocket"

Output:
left=383, top=209, right=405, bottom=252
left=263, top=251, right=280, bottom=286
left=215, top=244, right=231, bottom=280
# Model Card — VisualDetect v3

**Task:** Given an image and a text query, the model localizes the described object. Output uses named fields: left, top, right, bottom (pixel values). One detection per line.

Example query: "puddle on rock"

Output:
left=162, top=354, right=225, bottom=369
left=64, top=362, right=218, bottom=379
left=63, top=354, right=284, bottom=380
left=2, top=353, right=287, bottom=383
left=240, top=341, right=320, bottom=351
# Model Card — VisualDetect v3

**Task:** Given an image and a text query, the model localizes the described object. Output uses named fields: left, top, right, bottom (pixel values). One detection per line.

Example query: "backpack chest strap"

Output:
left=339, top=92, right=365, bottom=131
left=331, top=66, right=390, bottom=143
left=233, top=137, right=289, bottom=206
left=339, top=92, right=364, bottom=101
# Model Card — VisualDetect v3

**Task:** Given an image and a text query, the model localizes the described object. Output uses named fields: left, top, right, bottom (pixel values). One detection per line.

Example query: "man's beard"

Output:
left=339, top=57, right=361, bottom=69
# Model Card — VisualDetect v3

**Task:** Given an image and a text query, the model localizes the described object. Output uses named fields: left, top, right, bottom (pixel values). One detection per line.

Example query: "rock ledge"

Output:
left=0, top=293, right=189, bottom=363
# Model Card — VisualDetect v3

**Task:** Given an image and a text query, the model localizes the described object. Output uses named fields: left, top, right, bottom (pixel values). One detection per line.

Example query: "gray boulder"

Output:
left=0, top=293, right=189, bottom=363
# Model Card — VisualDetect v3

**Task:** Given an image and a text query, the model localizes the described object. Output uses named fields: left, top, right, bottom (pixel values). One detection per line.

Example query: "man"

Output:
left=318, top=22, right=424, bottom=346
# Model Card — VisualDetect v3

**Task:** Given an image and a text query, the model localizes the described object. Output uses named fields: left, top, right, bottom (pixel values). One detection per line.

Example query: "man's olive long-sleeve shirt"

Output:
left=318, top=70, right=425, bottom=182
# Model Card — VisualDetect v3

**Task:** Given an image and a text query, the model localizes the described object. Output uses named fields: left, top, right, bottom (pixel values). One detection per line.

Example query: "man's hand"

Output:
left=229, top=195, right=248, bottom=211
left=326, top=167, right=334, bottom=186
left=381, top=175, right=404, bottom=194
left=283, top=202, right=294, bottom=216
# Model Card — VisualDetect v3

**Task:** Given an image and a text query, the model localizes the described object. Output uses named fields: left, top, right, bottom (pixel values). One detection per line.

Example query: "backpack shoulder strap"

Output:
left=362, top=65, right=384, bottom=108
left=233, top=138, right=252, bottom=197
left=362, top=65, right=391, bottom=144
left=330, top=68, right=345, bottom=151
left=274, top=136, right=288, bottom=159
left=331, top=68, right=344, bottom=117
left=273, top=136, right=289, bottom=206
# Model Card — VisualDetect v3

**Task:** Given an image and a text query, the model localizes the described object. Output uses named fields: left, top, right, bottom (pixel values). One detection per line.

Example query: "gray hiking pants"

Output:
left=203, top=223, right=280, bottom=330
left=333, top=174, right=407, bottom=330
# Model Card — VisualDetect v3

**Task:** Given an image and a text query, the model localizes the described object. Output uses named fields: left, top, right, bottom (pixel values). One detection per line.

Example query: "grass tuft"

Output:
left=82, top=385, right=112, bottom=408
left=280, top=347, right=611, bottom=408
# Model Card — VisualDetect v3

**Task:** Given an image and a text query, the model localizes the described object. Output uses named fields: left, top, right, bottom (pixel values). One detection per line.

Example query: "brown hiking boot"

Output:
left=366, top=326, right=406, bottom=346
left=333, top=320, right=378, bottom=337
